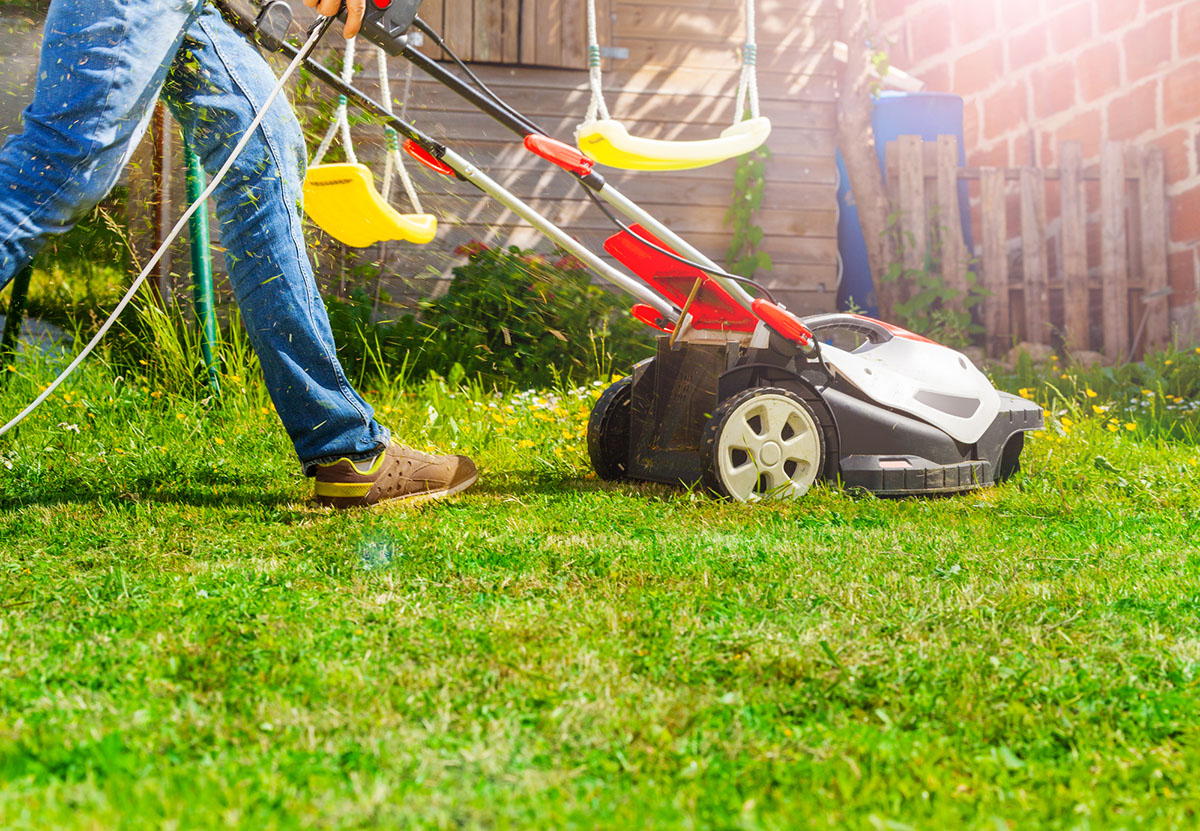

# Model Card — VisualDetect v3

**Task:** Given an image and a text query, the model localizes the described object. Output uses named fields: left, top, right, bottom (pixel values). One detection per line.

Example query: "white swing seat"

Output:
left=577, top=116, right=772, bottom=172
left=302, top=163, right=437, bottom=248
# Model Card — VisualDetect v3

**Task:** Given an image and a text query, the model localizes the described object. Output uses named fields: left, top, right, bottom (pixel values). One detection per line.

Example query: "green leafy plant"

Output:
left=325, top=242, right=653, bottom=388
left=723, top=146, right=773, bottom=280
left=880, top=207, right=985, bottom=349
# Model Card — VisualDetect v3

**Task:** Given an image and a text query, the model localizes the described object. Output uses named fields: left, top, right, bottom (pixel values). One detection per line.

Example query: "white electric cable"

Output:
left=0, top=20, right=332, bottom=440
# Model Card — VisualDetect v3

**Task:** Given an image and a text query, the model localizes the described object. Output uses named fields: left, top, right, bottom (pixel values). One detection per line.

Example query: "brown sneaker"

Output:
left=312, top=441, right=478, bottom=509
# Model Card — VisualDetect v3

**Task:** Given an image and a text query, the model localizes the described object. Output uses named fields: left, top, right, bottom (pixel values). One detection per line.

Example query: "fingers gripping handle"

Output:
left=340, top=0, right=423, bottom=55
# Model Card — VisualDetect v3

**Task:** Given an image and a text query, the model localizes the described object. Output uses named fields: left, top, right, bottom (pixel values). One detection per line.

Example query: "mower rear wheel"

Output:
left=587, top=375, right=634, bottom=480
left=701, top=386, right=825, bottom=502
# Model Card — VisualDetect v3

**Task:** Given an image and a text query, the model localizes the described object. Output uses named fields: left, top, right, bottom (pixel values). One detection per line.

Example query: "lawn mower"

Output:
left=214, top=0, right=1043, bottom=502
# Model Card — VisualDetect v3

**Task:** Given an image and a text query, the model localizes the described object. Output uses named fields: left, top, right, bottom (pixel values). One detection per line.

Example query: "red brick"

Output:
left=1032, top=61, right=1077, bottom=117
left=1055, top=108, right=1104, bottom=159
left=1163, top=59, right=1200, bottom=125
left=1049, top=3, right=1095, bottom=54
left=1001, top=0, right=1044, bottom=32
left=1078, top=43, right=1121, bottom=102
left=921, top=62, right=952, bottom=93
left=1169, top=185, right=1200, bottom=243
left=954, top=40, right=1005, bottom=96
left=1179, top=2, right=1200, bottom=59
left=1097, top=0, right=1142, bottom=34
left=1125, top=13, right=1174, bottom=81
left=910, top=2, right=953, bottom=58
left=1167, top=248, right=1196, bottom=300
left=1149, top=129, right=1192, bottom=182
left=1009, top=26, right=1048, bottom=70
left=955, top=3, right=997, bottom=46
left=969, top=141, right=1009, bottom=168
left=1108, top=80, right=1159, bottom=140
left=983, top=82, right=1029, bottom=140
left=1012, top=129, right=1037, bottom=166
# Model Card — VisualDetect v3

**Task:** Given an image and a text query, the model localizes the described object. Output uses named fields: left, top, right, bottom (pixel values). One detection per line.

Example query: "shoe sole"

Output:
left=312, top=469, right=480, bottom=510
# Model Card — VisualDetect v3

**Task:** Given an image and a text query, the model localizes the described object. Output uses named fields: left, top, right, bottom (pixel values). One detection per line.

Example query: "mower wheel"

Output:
left=701, top=386, right=826, bottom=502
left=587, top=375, right=633, bottom=480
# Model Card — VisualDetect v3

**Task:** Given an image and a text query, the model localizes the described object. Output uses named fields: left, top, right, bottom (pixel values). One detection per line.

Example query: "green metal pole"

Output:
left=184, top=141, right=221, bottom=396
left=0, top=264, right=33, bottom=386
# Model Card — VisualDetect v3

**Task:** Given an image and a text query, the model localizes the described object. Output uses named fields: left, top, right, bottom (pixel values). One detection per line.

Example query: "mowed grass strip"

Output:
left=1, top=356, right=1200, bottom=830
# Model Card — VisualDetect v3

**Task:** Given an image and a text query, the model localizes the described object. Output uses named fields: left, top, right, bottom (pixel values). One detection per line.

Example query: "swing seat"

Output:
left=577, top=116, right=772, bottom=172
left=302, top=163, right=437, bottom=248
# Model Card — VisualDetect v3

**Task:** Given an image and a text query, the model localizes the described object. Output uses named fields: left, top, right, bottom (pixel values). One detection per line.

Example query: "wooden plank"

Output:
left=980, top=167, right=1009, bottom=357
left=1100, top=141, right=1129, bottom=361
left=936, top=135, right=968, bottom=309
left=503, top=0, right=521, bottom=62
left=416, top=0, right=445, bottom=58
left=519, top=0, right=537, bottom=63
left=535, top=0, right=564, bottom=67
left=443, top=0, right=475, bottom=61
left=561, top=0, right=587, bottom=67
left=1020, top=167, right=1049, bottom=345
left=1059, top=141, right=1089, bottom=352
left=1140, top=146, right=1170, bottom=351
left=897, top=135, right=926, bottom=308
left=473, top=0, right=503, bottom=61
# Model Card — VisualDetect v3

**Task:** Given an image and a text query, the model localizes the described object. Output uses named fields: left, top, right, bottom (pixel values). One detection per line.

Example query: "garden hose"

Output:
left=0, top=17, right=334, bottom=440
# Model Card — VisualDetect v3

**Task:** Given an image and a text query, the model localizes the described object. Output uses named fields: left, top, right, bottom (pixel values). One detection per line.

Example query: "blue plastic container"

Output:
left=836, top=92, right=975, bottom=316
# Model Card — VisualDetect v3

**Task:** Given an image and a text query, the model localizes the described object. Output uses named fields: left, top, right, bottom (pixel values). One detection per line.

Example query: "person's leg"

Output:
left=0, top=0, right=203, bottom=285
left=161, top=4, right=391, bottom=469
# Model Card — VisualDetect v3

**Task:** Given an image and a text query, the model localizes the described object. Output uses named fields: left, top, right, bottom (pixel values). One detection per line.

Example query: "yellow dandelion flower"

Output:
left=1018, top=388, right=1034, bottom=399
left=175, top=412, right=186, bottom=420
left=1085, top=387, right=1098, bottom=398
left=1165, top=359, right=1173, bottom=366
left=151, top=391, right=163, bottom=399
left=1107, top=423, right=1119, bottom=432
left=138, top=359, right=148, bottom=366
left=1125, top=423, right=1136, bottom=431
left=517, top=439, right=535, bottom=448
left=1092, top=405, right=1105, bottom=414
left=260, top=406, right=270, bottom=415
left=214, top=437, right=226, bottom=445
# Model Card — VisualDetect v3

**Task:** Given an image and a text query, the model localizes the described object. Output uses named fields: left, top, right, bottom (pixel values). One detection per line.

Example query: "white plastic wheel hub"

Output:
left=715, top=393, right=822, bottom=501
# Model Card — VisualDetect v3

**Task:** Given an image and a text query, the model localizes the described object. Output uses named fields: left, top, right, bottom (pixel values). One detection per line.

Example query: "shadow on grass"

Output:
left=469, top=468, right=686, bottom=501
left=0, top=466, right=305, bottom=515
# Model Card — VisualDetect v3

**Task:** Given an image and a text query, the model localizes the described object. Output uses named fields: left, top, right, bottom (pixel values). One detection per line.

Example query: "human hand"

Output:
left=302, top=0, right=365, bottom=39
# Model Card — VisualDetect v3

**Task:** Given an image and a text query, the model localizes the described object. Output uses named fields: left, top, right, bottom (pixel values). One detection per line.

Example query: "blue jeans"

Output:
left=0, top=0, right=389, bottom=472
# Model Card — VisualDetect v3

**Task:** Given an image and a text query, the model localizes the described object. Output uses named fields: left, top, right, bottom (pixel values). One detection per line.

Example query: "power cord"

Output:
left=0, top=17, right=336, bottom=439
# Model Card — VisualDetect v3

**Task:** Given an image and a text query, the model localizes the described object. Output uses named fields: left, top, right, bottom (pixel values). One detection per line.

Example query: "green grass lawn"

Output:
left=2, top=344, right=1200, bottom=829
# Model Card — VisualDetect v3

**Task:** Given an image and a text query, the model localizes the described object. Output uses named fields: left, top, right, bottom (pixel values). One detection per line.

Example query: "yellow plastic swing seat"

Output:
left=577, top=116, right=772, bottom=172
left=302, top=163, right=437, bottom=248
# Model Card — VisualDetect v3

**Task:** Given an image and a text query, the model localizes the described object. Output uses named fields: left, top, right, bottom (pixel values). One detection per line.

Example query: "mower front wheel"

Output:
left=701, top=387, right=826, bottom=502
left=587, top=375, right=634, bottom=480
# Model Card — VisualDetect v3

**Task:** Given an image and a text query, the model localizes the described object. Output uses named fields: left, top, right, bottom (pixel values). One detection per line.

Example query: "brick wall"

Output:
left=876, top=0, right=1200, bottom=342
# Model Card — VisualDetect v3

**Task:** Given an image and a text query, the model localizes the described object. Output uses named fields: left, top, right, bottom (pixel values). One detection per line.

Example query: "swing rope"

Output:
left=312, top=36, right=358, bottom=166
left=583, top=0, right=610, bottom=126
left=732, top=0, right=760, bottom=122
left=376, top=45, right=423, bottom=215
left=581, top=0, right=761, bottom=131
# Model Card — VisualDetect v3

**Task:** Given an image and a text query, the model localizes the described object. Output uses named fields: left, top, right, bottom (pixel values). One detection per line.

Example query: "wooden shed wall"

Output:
left=122, top=0, right=839, bottom=317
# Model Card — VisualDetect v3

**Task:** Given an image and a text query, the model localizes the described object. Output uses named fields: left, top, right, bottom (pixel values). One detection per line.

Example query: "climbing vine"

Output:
left=724, top=146, right=773, bottom=280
